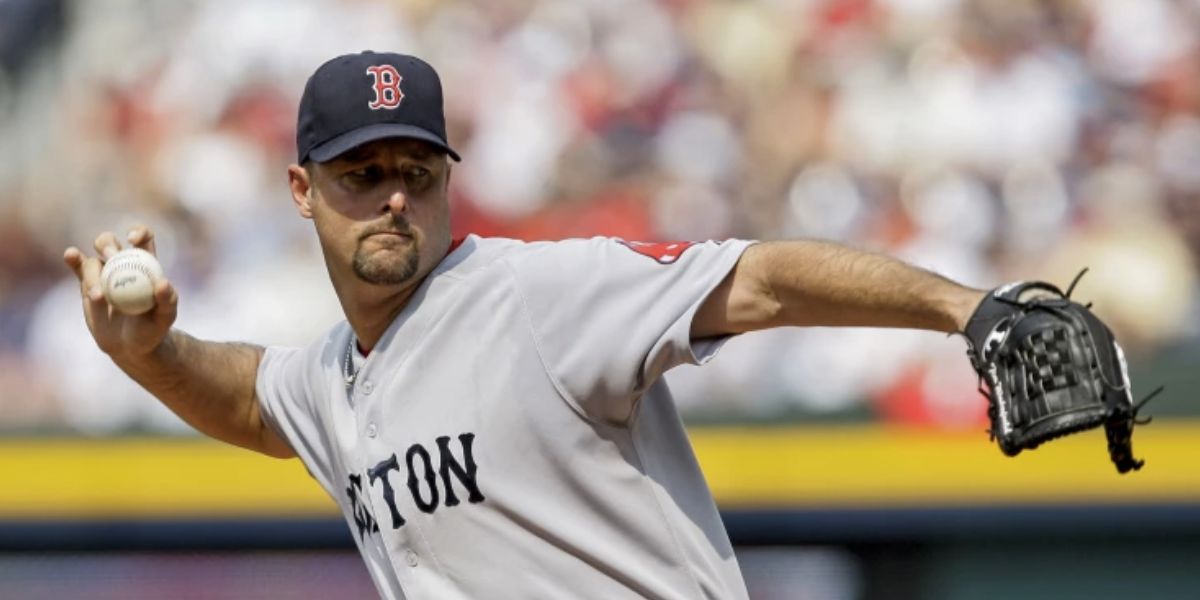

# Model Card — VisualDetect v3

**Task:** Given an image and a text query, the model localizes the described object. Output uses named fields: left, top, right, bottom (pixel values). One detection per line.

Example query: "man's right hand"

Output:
left=63, top=226, right=178, bottom=360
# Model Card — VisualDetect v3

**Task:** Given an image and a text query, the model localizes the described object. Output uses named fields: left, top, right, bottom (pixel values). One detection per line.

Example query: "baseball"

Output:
left=100, top=248, right=165, bottom=315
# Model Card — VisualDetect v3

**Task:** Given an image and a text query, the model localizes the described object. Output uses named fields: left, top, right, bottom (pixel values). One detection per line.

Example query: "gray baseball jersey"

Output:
left=256, top=234, right=755, bottom=600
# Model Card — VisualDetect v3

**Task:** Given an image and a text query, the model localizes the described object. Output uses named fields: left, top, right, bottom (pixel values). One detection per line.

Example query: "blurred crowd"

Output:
left=0, top=0, right=1196, bottom=434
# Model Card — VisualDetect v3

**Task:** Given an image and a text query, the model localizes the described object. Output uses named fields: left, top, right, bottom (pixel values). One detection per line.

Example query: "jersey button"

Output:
left=362, top=381, right=374, bottom=395
left=366, top=423, right=377, bottom=438
left=405, top=550, right=418, bottom=567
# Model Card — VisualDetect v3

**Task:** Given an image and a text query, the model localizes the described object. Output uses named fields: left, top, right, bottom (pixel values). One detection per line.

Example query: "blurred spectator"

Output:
left=0, top=0, right=1197, bottom=434
left=0, top=0, right=66, bottom=82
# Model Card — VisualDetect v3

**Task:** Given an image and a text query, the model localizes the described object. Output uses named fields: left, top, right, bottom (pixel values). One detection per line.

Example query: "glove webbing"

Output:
left=971, top=270, right=1161, bottom=470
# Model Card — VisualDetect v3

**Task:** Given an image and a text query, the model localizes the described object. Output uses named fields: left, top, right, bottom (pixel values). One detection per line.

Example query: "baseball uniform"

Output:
left=256, top=234, right=755, bottom=600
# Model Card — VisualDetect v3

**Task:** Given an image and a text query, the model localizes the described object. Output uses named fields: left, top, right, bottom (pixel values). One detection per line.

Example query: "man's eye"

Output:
left=344, top=166, right=382, bottom=185
left=403, top=167, right=433, bottom=190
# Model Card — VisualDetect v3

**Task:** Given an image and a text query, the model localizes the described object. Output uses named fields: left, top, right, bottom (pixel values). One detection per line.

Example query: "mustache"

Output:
left=360, top=217, right=414, bottom=240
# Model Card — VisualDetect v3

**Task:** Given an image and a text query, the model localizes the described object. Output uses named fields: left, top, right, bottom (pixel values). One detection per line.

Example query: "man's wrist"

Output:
left=109, top=329, right=176, bottom=368
left=949, top=288, right=988, bottom=333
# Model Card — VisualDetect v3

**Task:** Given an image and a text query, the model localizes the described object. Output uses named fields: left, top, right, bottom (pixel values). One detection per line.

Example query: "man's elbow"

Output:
left=258, top=442, right=298, bottom=460
left=245, top=400, right=297, bottom=459
left=251, top=424, right=298, bottom=459
left=728, top=244, right=786, bottom=331
left=693, top=246, right=783, bottom=338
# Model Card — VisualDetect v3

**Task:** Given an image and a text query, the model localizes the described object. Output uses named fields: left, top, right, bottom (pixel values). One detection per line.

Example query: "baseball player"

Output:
left=65, top=52, right=988, bottom=599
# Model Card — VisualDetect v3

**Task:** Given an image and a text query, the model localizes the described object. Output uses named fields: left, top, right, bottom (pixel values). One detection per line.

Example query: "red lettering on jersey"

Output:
left=618, top=240, right=697, bottom=264
left=366, top=65, right=405, bottom=110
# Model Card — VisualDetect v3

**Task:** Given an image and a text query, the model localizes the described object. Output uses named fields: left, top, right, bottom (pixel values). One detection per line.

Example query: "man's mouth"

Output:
left=365, top=231, right=411, bottom=240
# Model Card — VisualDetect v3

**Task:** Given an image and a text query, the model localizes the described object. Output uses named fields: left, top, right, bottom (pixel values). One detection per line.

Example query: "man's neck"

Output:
left=343, top=283, right=422, bottom=353
left=336, top=237, right=465, bottom=352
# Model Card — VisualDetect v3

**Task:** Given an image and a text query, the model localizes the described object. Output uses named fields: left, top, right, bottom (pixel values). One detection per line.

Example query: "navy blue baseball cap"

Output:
left=296, top=51, right=461, bottom=164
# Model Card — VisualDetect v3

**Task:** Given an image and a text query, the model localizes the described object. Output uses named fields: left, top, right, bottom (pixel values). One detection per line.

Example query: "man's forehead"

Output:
left=327, top=138, right=444, bottom=164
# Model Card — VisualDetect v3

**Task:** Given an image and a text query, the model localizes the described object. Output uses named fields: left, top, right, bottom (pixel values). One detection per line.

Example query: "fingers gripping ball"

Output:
left=100, top=248, right=165, bottom=315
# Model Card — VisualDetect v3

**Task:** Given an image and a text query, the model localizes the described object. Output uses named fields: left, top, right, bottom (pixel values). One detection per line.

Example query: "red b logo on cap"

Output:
left=366, top=65, right=404, bottom=110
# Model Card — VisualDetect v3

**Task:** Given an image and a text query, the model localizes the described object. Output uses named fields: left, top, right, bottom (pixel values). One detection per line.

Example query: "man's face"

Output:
left=300, top=138, right=452, bottom=291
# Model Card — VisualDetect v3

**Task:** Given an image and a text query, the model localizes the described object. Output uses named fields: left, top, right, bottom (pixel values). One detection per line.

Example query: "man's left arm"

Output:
left=692, top=240, right=986, bottom=339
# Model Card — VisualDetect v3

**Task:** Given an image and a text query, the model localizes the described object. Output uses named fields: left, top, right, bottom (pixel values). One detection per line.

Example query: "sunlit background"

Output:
left=1, top=0, right=1198, bottom=598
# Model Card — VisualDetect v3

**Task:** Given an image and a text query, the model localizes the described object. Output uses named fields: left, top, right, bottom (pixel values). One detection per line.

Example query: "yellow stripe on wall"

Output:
left=0, top=439, right=337, bottom=518
left=691, top=420, right=1200, bottom=508
left=1, top=421, right=1197, bottom=518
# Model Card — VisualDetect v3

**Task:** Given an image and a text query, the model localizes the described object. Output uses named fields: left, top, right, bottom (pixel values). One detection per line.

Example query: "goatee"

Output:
left=353, top=245, right=420, bottom=285
left=353, top=218, right=420, bottom=285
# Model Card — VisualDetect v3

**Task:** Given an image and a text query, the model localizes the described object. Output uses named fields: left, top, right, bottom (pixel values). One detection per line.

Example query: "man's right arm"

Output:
left=64, top=227, right=294, bottom=459
left=113, top=330, right=295, bottom=458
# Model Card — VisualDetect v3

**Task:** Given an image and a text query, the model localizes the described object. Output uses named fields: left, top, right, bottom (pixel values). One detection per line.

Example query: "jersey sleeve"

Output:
left=508, top=237, right=755, bottom=424
left=256, top=343, right=337, bottom=496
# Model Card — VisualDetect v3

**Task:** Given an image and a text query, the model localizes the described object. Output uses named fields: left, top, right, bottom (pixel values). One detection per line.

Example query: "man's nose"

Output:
left=384, top=191, right=408, bottom=215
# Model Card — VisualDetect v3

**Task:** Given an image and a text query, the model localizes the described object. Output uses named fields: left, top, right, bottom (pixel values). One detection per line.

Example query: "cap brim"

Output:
left=307, top=123, right=461, bottom=163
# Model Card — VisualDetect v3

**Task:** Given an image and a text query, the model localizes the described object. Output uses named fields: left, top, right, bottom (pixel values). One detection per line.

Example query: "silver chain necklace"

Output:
left=342, top=336, right=362, bottom=389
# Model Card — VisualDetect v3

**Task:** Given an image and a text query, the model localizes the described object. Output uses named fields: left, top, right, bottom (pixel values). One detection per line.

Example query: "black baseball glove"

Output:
left=963, top=271, right=1158, bottom=474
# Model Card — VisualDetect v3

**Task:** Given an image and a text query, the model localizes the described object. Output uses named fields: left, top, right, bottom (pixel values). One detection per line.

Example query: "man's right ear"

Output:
left=287, top=164, right=315, bottom=219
